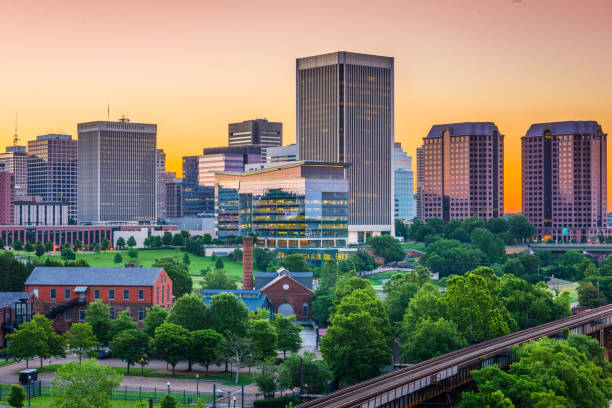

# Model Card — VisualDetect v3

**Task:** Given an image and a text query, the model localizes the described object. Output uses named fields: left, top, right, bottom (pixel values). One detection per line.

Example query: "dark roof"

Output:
left=0, top=292, right=32, bottom=308
left=25, top=267, right=163, bottom=286
left=200, top=290, right=274, bottom=313
left=254, top=271, right=313, bottom=291
left=524, top=121, right=602, bottom=137
left=426, top=122, right=498, bottom=138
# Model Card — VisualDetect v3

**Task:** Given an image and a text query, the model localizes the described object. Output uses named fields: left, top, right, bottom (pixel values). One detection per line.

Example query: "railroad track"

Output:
left=298, top=304, right=612, bottom=408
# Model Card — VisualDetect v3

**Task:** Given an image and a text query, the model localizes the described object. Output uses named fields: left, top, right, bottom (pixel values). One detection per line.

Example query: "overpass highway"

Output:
left=298, top=305, right=612, bottom=408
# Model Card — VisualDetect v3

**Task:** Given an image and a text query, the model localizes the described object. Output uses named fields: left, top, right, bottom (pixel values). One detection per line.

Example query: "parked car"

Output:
left=97, top=346, right=112, bottom=359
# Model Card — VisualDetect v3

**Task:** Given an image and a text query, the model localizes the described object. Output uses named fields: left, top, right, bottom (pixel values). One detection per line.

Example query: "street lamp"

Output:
left=27, top=374, right=31, bottom=407
left=167, top=382, right=170, bottom=394
left=196, top=374, right=199, bottom=395
left=232, top=396, right=236, bottom=408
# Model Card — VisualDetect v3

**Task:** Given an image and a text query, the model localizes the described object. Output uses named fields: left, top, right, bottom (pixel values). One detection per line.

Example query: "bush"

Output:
left=160, top=394, right=177, bottom=408
left=253, top=396, right=302, bottom=408
left=7, top=384, right=27, bottom=407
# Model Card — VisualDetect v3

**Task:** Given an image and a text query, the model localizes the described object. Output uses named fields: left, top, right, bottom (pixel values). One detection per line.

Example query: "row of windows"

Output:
left=49, top=288, right=145, bottom=301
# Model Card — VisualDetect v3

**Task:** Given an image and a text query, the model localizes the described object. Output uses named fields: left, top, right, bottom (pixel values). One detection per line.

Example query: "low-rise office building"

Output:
left=0, top=292, right=37, bottom=347
left=14, top=198, right=69, bottom=226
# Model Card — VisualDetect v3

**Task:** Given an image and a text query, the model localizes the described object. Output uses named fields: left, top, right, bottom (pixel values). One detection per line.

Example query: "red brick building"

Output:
left=24, top=267, right=173, bottom=333
left=0, top=172, right=15, bottom=225
left=254, top=268, right=313, bottom=321
left=0, top=292, right=38, bottom=347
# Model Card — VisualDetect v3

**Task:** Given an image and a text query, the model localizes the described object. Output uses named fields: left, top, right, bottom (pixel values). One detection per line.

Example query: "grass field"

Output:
left=36, top=364, right=254, bottom=386
left=0, top=395, right=206, bottom=407
left=17, top=248, right=258, bottom=282
left=548, top=282, right=579, bottom=302
left=401, top=242, right=426, bottom=251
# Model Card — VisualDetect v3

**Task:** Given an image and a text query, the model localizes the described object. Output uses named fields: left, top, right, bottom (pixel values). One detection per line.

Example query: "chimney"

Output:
left=242, top=236, right=254, bottom=290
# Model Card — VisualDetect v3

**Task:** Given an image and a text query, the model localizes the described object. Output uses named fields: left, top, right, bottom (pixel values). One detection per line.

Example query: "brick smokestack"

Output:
left=242, top=236, right=254, bottom=290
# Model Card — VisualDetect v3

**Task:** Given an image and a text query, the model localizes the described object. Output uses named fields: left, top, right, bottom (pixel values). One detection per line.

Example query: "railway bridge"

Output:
left=298, top=305, right=612, bottom=408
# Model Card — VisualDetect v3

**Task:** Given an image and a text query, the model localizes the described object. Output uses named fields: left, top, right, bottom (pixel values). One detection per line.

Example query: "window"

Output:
left=50, top=288, right=56, bottom=300
left=138, top=289, right=144, bottom=301
left=64, top=310, right=71, bottom=321
left=167, top=286, right=170, bottom=303
left=156, top=287, right=159, bottom=304
left=123, top=289, right=130, bottom=300
left=138, top=308, right=145, bottom=321
left=64, top=288, right=70, bottom=300
left=79, top=308, right=85, bottom=321
left=94, top=289, right=100, bottom=300
left=109, top=289, right=115, bottom=300
left=302, top=304, right=309, bottom=318
left=109, top=307, right=115, bottom=319
left=32, top=288, right=39, bottom=297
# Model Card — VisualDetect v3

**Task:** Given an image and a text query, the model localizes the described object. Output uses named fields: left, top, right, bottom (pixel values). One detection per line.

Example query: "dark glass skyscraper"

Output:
left=181, top=155, right=214, bottom=216
left=77, top=120, right=157, bottom=222
left=27, top=134, right=78, bottom=221
left=296, top=51, right=394, bottom=243
left=228, top=119, right=282, bottom=162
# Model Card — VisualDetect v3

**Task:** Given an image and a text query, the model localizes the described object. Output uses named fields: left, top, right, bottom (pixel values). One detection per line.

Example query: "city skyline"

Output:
left=2, top=0, right=612, bottom=213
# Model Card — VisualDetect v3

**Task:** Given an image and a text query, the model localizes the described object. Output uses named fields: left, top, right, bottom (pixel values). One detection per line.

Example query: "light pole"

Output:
left=167, top=382, right=170, bottom=395
left=27, top=374, right=31, bottom=407
left=232, top=396, right=236, bottom=408
left=196, top=374, right=199, bottom=396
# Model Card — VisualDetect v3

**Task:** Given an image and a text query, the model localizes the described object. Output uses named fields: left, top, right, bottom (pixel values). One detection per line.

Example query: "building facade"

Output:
left=0, top=172, right=15, bottom=225
left=254, top=268, right=313, bottom=321
left=0, top=292, right=37, bottom=347
left=415, top=146, right=424, bottom=220
left=198, top=146, right=262, bottom=186
left=228, top=119, right=282, bottom=162
left=0, top=146, right=28, bottom=196
left=24, top=267, right=173, bottom=332
left=420, top=122, right=504, bottom=221
left=522, top=121, right=607, bottom=241
left=394, top=142, right=416, bottom=222
left=165, top=180, right=183, bottom=218
left=215, top=161, right=349, bottom=248
left=77, top=120, right=157, bottom=222
left=297, top=51, right=394, bottom=243
left=266, top=144, right=297, bottom=163
left=14, top=197, right=69, bottom=226
left=27, top=134, right=78, bottom=221
left=181, top=156, right=214, bottom=216
left=156, top=149, right=167, bottom=220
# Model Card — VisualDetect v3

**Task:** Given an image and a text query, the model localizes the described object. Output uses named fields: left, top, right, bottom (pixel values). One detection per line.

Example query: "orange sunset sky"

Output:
left=1, top=0, right=612, bottom=213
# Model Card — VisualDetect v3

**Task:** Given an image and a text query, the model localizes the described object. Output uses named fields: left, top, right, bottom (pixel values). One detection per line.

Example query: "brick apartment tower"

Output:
left=0, top=172, right=15, bottom=225
left=242, top=236, right=254, bottom=290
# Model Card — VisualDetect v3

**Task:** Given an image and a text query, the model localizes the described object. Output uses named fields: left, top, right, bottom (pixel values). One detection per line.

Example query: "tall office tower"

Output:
left=0, top=146, right=28, bottom=196
left=77, top=120, right=157, bottom=222
left=181, top=155, right=214, bottom=216
left=415, top=146, right=425, bottom=220
left=266, top=144, right=297, bottom=163
left=394, top=143, right=415, bottom=222
left=156, top=149, right=168, bottom=220
left=522, top=121, right=607, bottom=242
left=0, top=171, right=15, bottom=225
left=420, top=122, right=504, bottom=221
left=297, top=51, right=394, bottom=243
left=27, top=134, right=78, bottom=221
left=198, top=146, right=262, bottom=186
left=228, top=119, right=282, bottom=162
left=165, top=180, right=183, bottom=218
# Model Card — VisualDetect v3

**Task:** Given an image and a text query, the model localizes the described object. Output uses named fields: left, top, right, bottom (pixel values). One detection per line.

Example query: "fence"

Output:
left=0, top=381, right=296, bottom=407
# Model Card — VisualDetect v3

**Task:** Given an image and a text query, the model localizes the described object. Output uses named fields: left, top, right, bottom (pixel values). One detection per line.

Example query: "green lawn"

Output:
left=548, top=282, right=579, bottom=302
left=36, top=364, right=254, bottom=386
left=0, top=395, right=203, bottom=407
left=401, top=242, right=426, bottom=251
left=22, top=248, right=257, bottom=281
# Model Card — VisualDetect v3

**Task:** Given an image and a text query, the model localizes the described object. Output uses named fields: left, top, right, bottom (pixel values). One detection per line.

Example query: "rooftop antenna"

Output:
left=13, top=112, right=20, bottom=146
left=119, top=114, right=130, bottom=122
left=107, top=103, right=110, bottom=121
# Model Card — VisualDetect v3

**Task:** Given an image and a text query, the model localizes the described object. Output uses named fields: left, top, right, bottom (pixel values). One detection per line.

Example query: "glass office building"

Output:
left=27, top=134, right=78, bottom=221
left=215, top=161, right=349, bottom=248
left=297, top=51, right=394, bottom=243
left=394, top=142, right=415, bottom=221
left=181, top=155, right=214, bottom=216
left=77, top=120, right=157, bottom=222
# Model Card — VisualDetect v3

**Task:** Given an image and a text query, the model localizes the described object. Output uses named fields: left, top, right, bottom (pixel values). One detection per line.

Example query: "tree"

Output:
left=228, top=248, right=243, bottom=262
left=277, top=352, right=332, bottom=394
left=12, top=240, right=24, bottom=251
left=254, top=247, right=276, bottom=270
left=402, top=318, right=467, bottom=363
left=223, top=333, right=252, bottom=384
left=127, top=236, right=137, bottom=248
left=577, top=282, right=600, bottom=308
left=172, top=233, right=185, bottom=246
left=116, top=237, right=126, bottom=250
left=109, top=329, right=149, bottom=374
left=190, top=329, right=224, bottom=373
left=7, top=314, right=64, bottom=369
left=472, top=228, right=505, bottom=263
left=93, top=243, right=101, bottom=253
left=201, top=268, right=237, bottom=290
left=101, top=238, right=110, bottom=250
left=113, top=253, right=123, bottom=264
left=31, top=314, right=65, bottom=367
left=485, top=217, right=509, bottom=234
left=508, top=214, right=535, bottom=242
left=64, top=322, right=99, bottom=363
left=254, top=362, right=277, bottom=399
left=34, top=242, right=45, bottom=257
left=127, top=248, right=139, bottom=259
left=166, top=293, right=208, bottom=331
left=215, top=258, right=224, bottom=270
left=144, top=305, right=169, bottom=337
left=151, top=323, right=191, bottom=375
left=311, top=287, right=334, bottom=326
left=61, top=246, right=76, bottom=260
left=162, top=231, right=173, bottom=246
left=383, top=275, right=419, bottom=328
left=208, top=292, right=249, bottom=337
left=272, top=314, right=302, bottom=358
left=279, top=253, right=309, bottom=272
left=109, top=308, right=138, bottom=339
left=152, top=257, right=192, bottom=297
left=160, top=394, right=178, bottom=408
left=183, top=252, right=191, bottom=266
left=7, top=384, right=27, bottom=408
left=51, top=359, right=122, bottom=408
left=73, top=240, right=82, bottom=251
left=85, top=301, right=113, bottom=345
left=44, top=240, right=54, bottom=252
left=367, top=235, right=406, bottom=263
left=248, top=319, right=278, bottom=361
